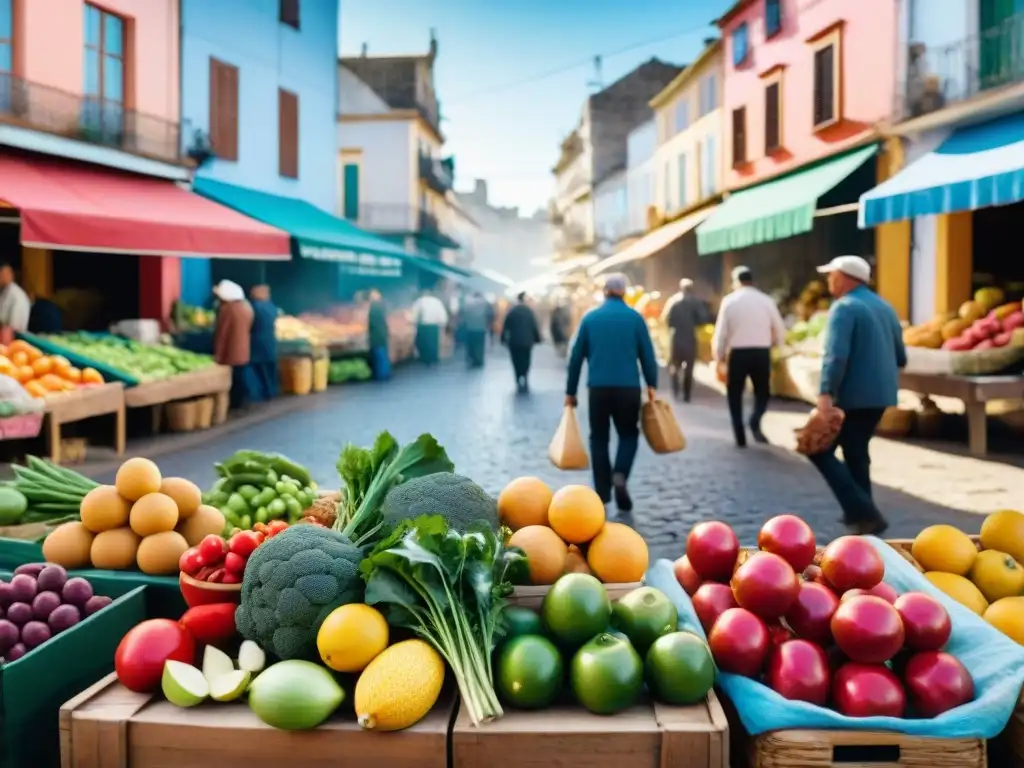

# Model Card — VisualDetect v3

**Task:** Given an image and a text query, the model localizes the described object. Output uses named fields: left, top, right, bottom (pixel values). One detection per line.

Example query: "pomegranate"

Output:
left=673, top=555, right=702, bottom=596
left=708, top=608, right=770, bottom=678
left=758, top=514, right=816, bottom=572
left=893, top=592, right=951, bottom=651
left=686, top=522, right=739, bottom=582
left=785, top=581, right=840, bottom=644
left=842, top=582, right=899, bottom=604
left=692, top=582, right=738, bottom=632
left=731, top=552, right=800, bottom=620
left=832, top=595, right=905, bottom=664
left=832, top=662, right=906, bottom=718
left=904, top=651, right=974, bottom=717
left=766, top=639, right=830, bottom=705
left=820, top=536, right=884, bottom=592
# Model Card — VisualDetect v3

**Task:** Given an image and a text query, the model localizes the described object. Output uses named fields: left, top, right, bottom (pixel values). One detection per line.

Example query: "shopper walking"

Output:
left=712, top=266, right=786, bottom=447
left=661, top=278, right=708, bottom=403
left=550, top=299, right=572, bottom=358
left=565, top=274, right=658, bottom=512
left=811, top=255, right=905, bottom=536
left=248, top=285, right=279, bottom=402
left=501, top=292, right=541, bottom=392
left=366, top=288, right=391, bottom=381
left=213, top=280, right=254, bottom=410
left=461, top=291, right=490, bottom=368
left=411, top=289, right=448, bottom=365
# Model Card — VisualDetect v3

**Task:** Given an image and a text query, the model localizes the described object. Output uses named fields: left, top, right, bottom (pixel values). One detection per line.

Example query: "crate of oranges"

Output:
left=0, top=340, right=104, bottom=399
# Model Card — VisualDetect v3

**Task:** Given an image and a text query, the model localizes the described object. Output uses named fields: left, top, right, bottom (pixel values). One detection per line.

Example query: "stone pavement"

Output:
left=83, top=345, right=1011, bottom=563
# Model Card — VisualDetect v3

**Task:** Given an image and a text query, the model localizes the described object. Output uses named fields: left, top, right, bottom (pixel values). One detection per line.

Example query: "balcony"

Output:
left=348, top=203, right=458, bottom=247
left=419, top=152, right=453, bottom=193
left=895, top=14, right=1024, bottom=122
left=0, top=74, right=184, bottom=165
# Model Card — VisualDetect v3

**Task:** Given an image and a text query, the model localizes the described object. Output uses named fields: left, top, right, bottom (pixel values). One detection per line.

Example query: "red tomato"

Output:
left=221, top=571, right=241, bottom=584
left=115, top=619, right=195, bottom=692
left=265, top=520, right=289, bottom=537
left=179, top=603, right=238, bottom=648
left=229, top=530, right=263, bottom=558
left=199, top=534, right=228, bottom=565
left=224, top=552, right=247, bottom=575
left=178, top=547, right=205, bottom=577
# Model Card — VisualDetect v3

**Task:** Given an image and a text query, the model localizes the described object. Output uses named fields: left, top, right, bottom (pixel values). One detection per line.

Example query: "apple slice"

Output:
left=238, top=640, right=266, bottom=674
left=162, top=661, right=209, bottom=707
left=209, top=669, right=252, bottom=702
left=202, top=645, right=235, bottom=684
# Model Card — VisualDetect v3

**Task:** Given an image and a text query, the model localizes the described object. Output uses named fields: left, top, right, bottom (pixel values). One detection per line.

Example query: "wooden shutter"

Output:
left=279, top=88, right=299, bottom=179
left=765, top=82, right=780, bottom=151
left=732, top=107, right=746, bottom=166
left=209, top=59, right=239, bottom=161
left=279, top=0, right=300, bottom=28
left=813, top=45, right=836, bottom=127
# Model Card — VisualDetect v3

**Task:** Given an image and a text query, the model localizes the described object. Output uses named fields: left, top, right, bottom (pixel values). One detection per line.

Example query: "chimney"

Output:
left=428, top=28, right=438, bottom=60
left=474, top=179, right=488, bottom=204
left=360, top=43, right=368, bottom=56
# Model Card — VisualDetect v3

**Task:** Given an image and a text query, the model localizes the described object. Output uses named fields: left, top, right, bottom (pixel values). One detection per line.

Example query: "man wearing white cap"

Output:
left=811, top=255, right=906, bottom=535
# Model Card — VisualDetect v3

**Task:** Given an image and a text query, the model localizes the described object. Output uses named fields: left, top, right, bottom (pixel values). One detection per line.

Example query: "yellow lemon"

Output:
left=984, top=597, right=1024, bottom=645
left=969, top=549, right=1024, bottom=603
left=912, top=525, right=977, bottom=576
left=980, top=510, right=1024, bottom=564
left=317, top=604, right=389, bottom=673
left=924, top=572, right=989, bottom=615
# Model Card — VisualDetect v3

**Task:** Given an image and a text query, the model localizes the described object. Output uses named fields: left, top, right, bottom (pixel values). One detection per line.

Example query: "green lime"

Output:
left=497, top=635, right=564, bottom=709
left=570, top=632, right=643, bottom=715
left=502, top=606, right=544, bottom=642
left=644, top=631, right=716, bottom=706
left=541, top=574, right=611, bottom=648
left=237, top=484, right=260, bottom=502
left=611, top=587, right=678, bottom=657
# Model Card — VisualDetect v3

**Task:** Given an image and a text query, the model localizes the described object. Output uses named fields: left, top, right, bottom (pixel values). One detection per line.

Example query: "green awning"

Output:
left=696, top=144, right=878, bottom=255
left=408, top=255, right=474, bottom=280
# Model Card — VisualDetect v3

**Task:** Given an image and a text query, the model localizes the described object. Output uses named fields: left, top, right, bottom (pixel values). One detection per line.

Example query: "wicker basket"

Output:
left=165, top=399, right=199, bottom=433
left=194, top=396, right=214, bottom=429
left=876, top=406, right=915, bottom=437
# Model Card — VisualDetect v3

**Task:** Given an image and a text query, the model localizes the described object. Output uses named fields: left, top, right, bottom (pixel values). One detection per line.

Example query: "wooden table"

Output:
left=899, top=371, right=1024, bottom=456
left=44, top=382, right=126, bottom=464
left=124, top=366, right=231, bottom=433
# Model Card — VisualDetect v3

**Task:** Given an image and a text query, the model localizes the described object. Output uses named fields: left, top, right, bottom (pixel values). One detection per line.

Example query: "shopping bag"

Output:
left=794, top=406, right=845, bottom=456
left=548, top=406, right=589, bottom=470
left=715, top=361, right=727, bottom=384
left=641, top=398, right=686, bottom=454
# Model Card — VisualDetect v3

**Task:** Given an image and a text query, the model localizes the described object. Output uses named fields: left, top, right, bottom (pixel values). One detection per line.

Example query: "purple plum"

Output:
left=0, top=582, right=14, bottom=608
left=9, top=574, right=37, bottom=604
left=47, top=604, right=80, bottom=634
left=20, top=621, right=50, bottom=649
left=6, top=643, right=27, bottom=661
left=0, top=620, right=18, bottom=654
left=61, top=578, right=93, bottom=607
left=83, top=595, right=113, bottom=617
left=13, top=563, right=44, bottom=578
left=6, top=602, right=32, bottom=627
left=31, top=591, right=61, bottom=621
left=36, top=565, right=67, bottom=594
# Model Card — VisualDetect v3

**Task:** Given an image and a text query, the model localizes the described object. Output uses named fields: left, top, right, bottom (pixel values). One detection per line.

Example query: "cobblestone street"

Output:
left=87, top=345, right=1009, bottom=563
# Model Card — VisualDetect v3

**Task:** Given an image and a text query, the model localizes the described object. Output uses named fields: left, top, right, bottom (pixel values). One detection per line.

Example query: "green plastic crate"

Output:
left=0, top=581, right=146, bottom=768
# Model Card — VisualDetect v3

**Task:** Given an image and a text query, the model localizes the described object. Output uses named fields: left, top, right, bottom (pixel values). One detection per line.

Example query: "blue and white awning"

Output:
left=859, top=112, right=1024, bottom=228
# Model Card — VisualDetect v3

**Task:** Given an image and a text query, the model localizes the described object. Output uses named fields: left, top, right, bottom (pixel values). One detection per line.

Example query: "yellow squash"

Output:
left=354, top=639, right=444, bottom=731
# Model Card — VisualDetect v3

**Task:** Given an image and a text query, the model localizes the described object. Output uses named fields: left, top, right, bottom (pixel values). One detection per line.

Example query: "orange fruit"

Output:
left=586, top=523, right=649, bottom=584
left=547, top=485, right=606, bottom=544
left=0, top=356, right=13, bottom=376
left=8, top=340, right=27, bottom=354
left=0, top=344, right=8, bottom=357
left=24, top=346, right=42, bottom=362
left=31, top=356, right=52, bottom=376
left=11, top=351, right=28, bottom=367
left=40, top=373, right=65, bottom=392
left=63, top=366, right=82, bottom=383
left=507, top=525, right=568, bottom=585
left=24, top=380, right=47, bottom=399
left=497, top=476, right=553, bottom=530
left=51, top=355, right=71, bottom=375
left=15, top=365, right=34, bottom=383
left=82, top=367, right=103, bottom=384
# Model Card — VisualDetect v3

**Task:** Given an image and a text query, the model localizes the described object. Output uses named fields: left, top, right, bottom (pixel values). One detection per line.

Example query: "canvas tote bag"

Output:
left=641, top=397, right=686, bottom=454
left=548, top=406, right=589, bottom=470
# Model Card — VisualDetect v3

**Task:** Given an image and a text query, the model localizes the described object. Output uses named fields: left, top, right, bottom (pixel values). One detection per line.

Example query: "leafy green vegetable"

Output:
left=360, top=515, right=526, bottom=726
left=380, top=473, right=499, bottom=534
left=333, top=432, right=454, bottom=545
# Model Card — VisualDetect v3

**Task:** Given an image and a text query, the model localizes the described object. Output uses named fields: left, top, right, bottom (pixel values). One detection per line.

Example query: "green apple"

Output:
left=238, top=640, right=266, bottom=674
left=202, top=645, right=234, bottom=684
left=162, top=661, right=209, bottom=707
left=210, top=670, right=252, bottom=702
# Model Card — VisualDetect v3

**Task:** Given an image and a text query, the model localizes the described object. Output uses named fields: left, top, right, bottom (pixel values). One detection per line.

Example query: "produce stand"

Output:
left=123, top=366, right=232, bottom=433
left=43, top=383, right=126, bottom=465
left=60, top=676, right=455, bottom=768
left=17, top=332, right=140, bottom=386
left=451, top=693, right=728, bottom=768
left=899, top=371, right=1024, bottom=456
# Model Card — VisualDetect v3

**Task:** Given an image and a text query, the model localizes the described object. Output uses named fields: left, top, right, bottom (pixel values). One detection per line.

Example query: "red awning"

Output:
left=0, top=154, right=291, bottom=260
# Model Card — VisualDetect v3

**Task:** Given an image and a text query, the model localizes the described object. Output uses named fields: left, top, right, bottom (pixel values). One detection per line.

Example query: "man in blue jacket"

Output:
left=565, top=274, right=658, bottom=512
left=812, top=256, right=906, bottom=536
left=248, top=285, right=279, bottom=402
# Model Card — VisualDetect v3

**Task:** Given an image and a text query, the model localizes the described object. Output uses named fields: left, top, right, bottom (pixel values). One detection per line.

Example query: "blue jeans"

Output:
left=808, top=408, right=886, bottom=525
left=370, top=346, right=391, bottom=381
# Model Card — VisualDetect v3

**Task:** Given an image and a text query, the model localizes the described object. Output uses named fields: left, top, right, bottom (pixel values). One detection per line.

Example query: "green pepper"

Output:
left=237, top=484, right=260, bottom=502
left=226, top=493, right=249, bottom=515
left=268, top=498, right=288, bottom=518
left=255, top=507, right=269, bottom=524
left=284, top=496, right=303, bottom=519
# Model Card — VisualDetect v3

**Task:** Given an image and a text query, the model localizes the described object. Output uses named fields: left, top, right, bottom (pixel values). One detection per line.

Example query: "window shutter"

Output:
left=765, top=82, right=780, bottom=151
left=209, top=59, right=239, bottom=161
left=280, top=0, right=300, bottom=28
left=224, top=65, right=239, bottom=161
left=732, top=107, right=746, bottom=166
left=813, top=45, right=835, bottom=126
left=208, top=60, right=221, bottom=154
left=279, top=89, right=299, bottom=178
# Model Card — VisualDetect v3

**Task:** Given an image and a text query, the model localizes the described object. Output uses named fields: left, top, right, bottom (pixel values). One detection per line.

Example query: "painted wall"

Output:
left=14, top=0, right=178, bottom=123
left=337, top=120, right=415, bottom=224
left=626, top=120, right=658, bottom=235
left=719, top=0, right=897, bottom=190
left=593, top=170, right=629, bottom=245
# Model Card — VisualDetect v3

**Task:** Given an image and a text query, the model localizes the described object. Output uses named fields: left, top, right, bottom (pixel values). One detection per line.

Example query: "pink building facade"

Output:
left=718, top=0, right=897, bottom=191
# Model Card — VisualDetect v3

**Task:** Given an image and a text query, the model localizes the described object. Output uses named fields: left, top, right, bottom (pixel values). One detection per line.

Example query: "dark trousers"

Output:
left=465, top=330, right=487, bottom=367
left=588, top=387, right=642, bottom=502
left=808, top=408, right=886, bottom=526
left=509, top=345, right=532, bottom=382
left=229, top=364, right=254, bottom=409
left=670, top=347, right=696, bottom=402
left=726, top=347, right=772, bottom=446
left=249, top=361, right=278, bottom=402
left=370, top=346, right=391, bottom=381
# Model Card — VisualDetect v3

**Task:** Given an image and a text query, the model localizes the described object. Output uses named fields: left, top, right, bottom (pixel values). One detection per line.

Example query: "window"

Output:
left=0, top=0, right=12, bottom=74
left=343, top=162, right=360, bottom=220
left=765, top=0, right=782, bottom=38
left=209, top=58, right=239, bottom=161
left=674, top=100, right=689, bottom=134
left=813, top=42, right=838, bottom=128
left=699, top=73, right=718, bottom=116
left=700, top=135, right=717, bottom=198
left=732, top=23, right=749, bottom=67
left=677, top=153, right=687, bottom=208
left=664, top=161, right=672, bottom=210
left=279, top=0, right=300, bottom=29
left=83, top=4, right=124, bottom=137
left=764, top=81, right=781, bottom=152
left=659, top=111, right=672, bottom=142
left=731, top=107, right=746, bottom=166
left=278, top=88, right=299, bottom=178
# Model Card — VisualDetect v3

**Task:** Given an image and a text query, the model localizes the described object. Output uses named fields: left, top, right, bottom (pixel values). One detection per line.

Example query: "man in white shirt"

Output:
left=0, top=263, right=30, bottom=342
left=411, top=289, right=449, bottom=365
left=712, top=266, right=787, bottom=447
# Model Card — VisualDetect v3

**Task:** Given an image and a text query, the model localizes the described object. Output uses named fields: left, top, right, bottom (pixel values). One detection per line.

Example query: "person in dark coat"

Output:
left=550, top=300, right=571, bottom=357
left=248, top=285, right=278, bottom=402
left=661, top=278, right=708, bottom=403
left=28, top=296, right=62, bottom=333
left=501, top=292, right=541, bottom=392
left=367, top=288, right=391, bottom=381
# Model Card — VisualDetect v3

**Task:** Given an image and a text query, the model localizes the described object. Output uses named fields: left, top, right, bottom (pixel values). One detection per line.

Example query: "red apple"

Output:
left=785, top=581, right=840, bottom=644
left=686, top=522, right=739, bottom=582
left=758, top=514, right=816, bottom=573
left=115, top=619, right=195, bottom=693
left=766, top=639, right=830, bottom=705
left=894, top=592, right=951, bottom=651
left=904, top=651, right=974, bottom=717
left=673, top=555, right=702, bottom=596
left=731, top=551, right=800, bottom=620
left=692, top=582, right=738, bottom=633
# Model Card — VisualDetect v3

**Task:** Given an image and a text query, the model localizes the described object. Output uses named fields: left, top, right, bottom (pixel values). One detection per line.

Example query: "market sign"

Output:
left=299, top=244, right=403, bottom=277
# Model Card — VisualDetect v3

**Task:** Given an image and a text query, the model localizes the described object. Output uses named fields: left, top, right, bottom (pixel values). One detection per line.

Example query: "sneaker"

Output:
left=612, top=473, right=633, bottom=512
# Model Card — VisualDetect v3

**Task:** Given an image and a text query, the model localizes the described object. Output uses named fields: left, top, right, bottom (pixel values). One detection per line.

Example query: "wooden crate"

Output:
left=451, top=691, right=728, bottom=768
left=60, top=673, right=453, bottom=768
left=43, top=382, right=126, bottom=464
left=507, top=582, right=642, bottom=610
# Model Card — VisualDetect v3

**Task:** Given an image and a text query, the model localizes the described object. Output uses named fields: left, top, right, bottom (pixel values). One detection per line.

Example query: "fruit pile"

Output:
left=39, top=333, right=215, bottom=382
left=0, top=564, right=111, bottom=663
left=0, top=340, right=104, bottom=398
left=499, top=477, right=649, bottom=585
left=902, top=288, right=1024, bottom=350
left=677, top=515, right=975, bottom=718
left=179, top=528, right=281, bottom=585
left=911, top=510, right=1024, bottom=644
left=42, top=457, right=225, bottom=575
left=203, top=450, right=318, bottom=532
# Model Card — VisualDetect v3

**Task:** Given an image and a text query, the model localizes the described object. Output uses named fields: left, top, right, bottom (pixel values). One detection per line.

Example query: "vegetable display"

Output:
left=6, top=456, right=99, bottom=526
left=204, top=450, right=318, bottom=531
left=38, top=332, right=215, bottom=381
left=328, top=358, right=372, bottom=384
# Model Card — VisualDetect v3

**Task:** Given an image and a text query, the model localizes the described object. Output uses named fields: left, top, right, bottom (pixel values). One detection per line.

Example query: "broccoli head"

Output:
left=381, top=472, right=499, bottom=533
left=235, top=524, right=363, bottom=660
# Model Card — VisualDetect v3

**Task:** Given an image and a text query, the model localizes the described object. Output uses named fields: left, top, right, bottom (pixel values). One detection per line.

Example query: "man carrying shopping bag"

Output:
left=564, top=274, right=658, bottom=513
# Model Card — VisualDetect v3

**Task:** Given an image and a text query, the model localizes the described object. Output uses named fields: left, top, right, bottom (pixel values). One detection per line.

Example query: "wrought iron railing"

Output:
left=895, top=13, right=1024, bottom=121
left=0, top=74, right=183, bottom=164
left=418, top=152, right=453, bottom=192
